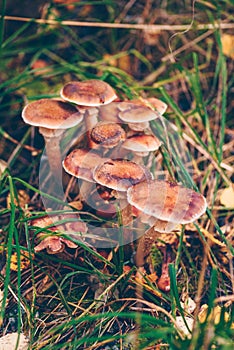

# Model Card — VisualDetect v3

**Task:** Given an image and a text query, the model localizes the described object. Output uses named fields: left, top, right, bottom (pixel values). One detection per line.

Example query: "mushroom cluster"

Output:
left=22, top=79, right=207, bottom=290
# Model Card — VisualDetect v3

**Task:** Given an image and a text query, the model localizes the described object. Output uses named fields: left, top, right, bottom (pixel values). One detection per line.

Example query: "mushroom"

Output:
left=60, top=79, right=118, bottom=147
left=31, top=213, right=87, bottom=254
left=63, top=148, right=108, bottom=183
left=122, top=133, right=162, bottom=161
left=129, top=97, right=168, bottom=115
left=92, top=159, right=153, bottom=225
left=157, top=244, right=173, bottom=292
left=127, top=179, right=207, bottom=268
left=62, top=148, right=110, bottom=206
left=90, top=122, right=126, bottom=149
left=127, top=180, right=207, bottom=225
left=117, top=101, right=159, bottom=132
left=60, top=79, right=117, bottom=107
left=93, top=159, right=153, bottom=192
left=22, top=99, right=83, bottom=176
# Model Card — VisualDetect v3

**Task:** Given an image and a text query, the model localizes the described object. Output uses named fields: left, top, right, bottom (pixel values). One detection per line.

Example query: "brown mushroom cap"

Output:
left=22, top=98, right=83, bottom=129
left=31, top=213, right=87, bottom=253
left=146, top=97, right=168, bottom=115
left=63, top=148, right=108, bottom=182
left=93, top=159, right=153, bottom=192
left=117, top=102, right=159, bottom=123
left=122, top=134, right=162, bottom=153
left=91, top=122, right=126, bottom=148
left=60, top=80, right=117, bottom=106
left=127, top=180, right=207, bottom=224
left=130, top=97, right=167, bottom=115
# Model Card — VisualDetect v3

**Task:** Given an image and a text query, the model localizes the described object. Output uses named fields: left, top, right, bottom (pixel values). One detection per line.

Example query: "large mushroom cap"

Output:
left=91, top=122, right=126, bottom=148
left=60, top=80, right=117, bottom=106
left=63, top=148, right=108, bottom=182
left=93, top=159, right=153, bottom=192
left=117, top=102, right=159, bottom=123
left=122, top=134, right=162, bottom=153
left=127, top=180, right=207, bottom=224
left=22, top=99, right=83, bottom=129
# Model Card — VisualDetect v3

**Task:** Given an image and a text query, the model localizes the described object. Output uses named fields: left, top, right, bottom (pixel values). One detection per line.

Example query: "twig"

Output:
left=1, top=16, right=234, bottom=31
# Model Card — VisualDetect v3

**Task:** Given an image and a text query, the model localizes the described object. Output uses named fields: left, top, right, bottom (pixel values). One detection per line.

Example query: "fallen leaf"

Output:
left=0, top=333, right=28, bottom=350
left=0, top=159, right=7, bottom=176
left=181, top=296, right=196, bottom=314
left=221, top=34, right=234, bottom=59
left=198, top=304, right=233, bottom=327
left=7, top=190, right=30, bottom=212
left=175, top=316, right=194, bottom=337
left=7, top=250, right=33, bottom=272
left=220, top=185, right=234, bottom=208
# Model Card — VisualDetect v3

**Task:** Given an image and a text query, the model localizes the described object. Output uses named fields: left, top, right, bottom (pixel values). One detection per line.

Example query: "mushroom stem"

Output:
left=39, top=127, right=63, bottom=178
left=85, top=108, right=98, bottom=148
left=157, top=245, right=173, bottom=292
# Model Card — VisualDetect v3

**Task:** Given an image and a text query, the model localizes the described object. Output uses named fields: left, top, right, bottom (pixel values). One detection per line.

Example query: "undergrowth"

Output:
left=0, top=1, right=233, bottom=349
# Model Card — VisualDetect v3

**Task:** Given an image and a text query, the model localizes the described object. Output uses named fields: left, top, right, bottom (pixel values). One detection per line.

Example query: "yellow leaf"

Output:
left=198, top=304, right=232, bottom=326
left=220, top=185, right=234, bottom=208
left=221, top=34, right=234, bottom=59
left=0, top=333, right=28, bottom=350
left=0, top=159, right=7, bottom=176
left=7, top=250, right=33, bottom=272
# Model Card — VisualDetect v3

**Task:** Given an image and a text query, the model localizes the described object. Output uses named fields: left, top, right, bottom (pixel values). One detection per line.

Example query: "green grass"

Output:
left=0, top=0, right=234, bottom=349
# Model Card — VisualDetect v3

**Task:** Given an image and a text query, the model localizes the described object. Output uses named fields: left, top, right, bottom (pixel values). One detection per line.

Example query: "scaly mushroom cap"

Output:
left=122, top=134, right=162, bottom=153
left=117, top=102, right=159, bottom=123
left=91, top=122, right=126, bottom=148
left=93, top=159, right=153, bottom=192
left=22, top=99, right=83, bottom=129
left=127, top=180, right=207, bottom=224
left=63, top=148, right=109, bottom=182
left=60, top=80, right=117, bottom=106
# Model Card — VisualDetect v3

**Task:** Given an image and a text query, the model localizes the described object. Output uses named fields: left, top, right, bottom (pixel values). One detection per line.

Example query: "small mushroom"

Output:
left=31, top=213, right=87, bottom=254
left=22, top=99, right=83, bottom=176
left=117, top=101, right=159, bottom=132
left=63, top=148, right=108, bottom=183
left=61, top=80, right=117, bottom=147
left=93, top=159, right=153, bottom=192
left=90, top=122, right=126, bottom=149
left=130, top=97, right=168, bottom=115
left=62, top=148, right=110, bottom=205
left=60, top=79, right=117, bottom=106
left=122, top=133, right=162, bottom=160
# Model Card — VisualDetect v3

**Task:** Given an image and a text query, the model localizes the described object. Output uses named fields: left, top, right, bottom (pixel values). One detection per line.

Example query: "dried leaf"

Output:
left=7, top=190, right=30, bottom=211
left=7, top=250, right=33, bottom=271
left=220, top=185, right=234, bottom=208
left=181, top=296, right=196, bottom=314
left=221, top=34, right=234, bottom=59
left=0, top=333, right=29, bottom=350
left=198, top=304, right=233, bottom=327
left=175, top=316, right=193, bottom=337
left=0, top=159, right=7, bottom=176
